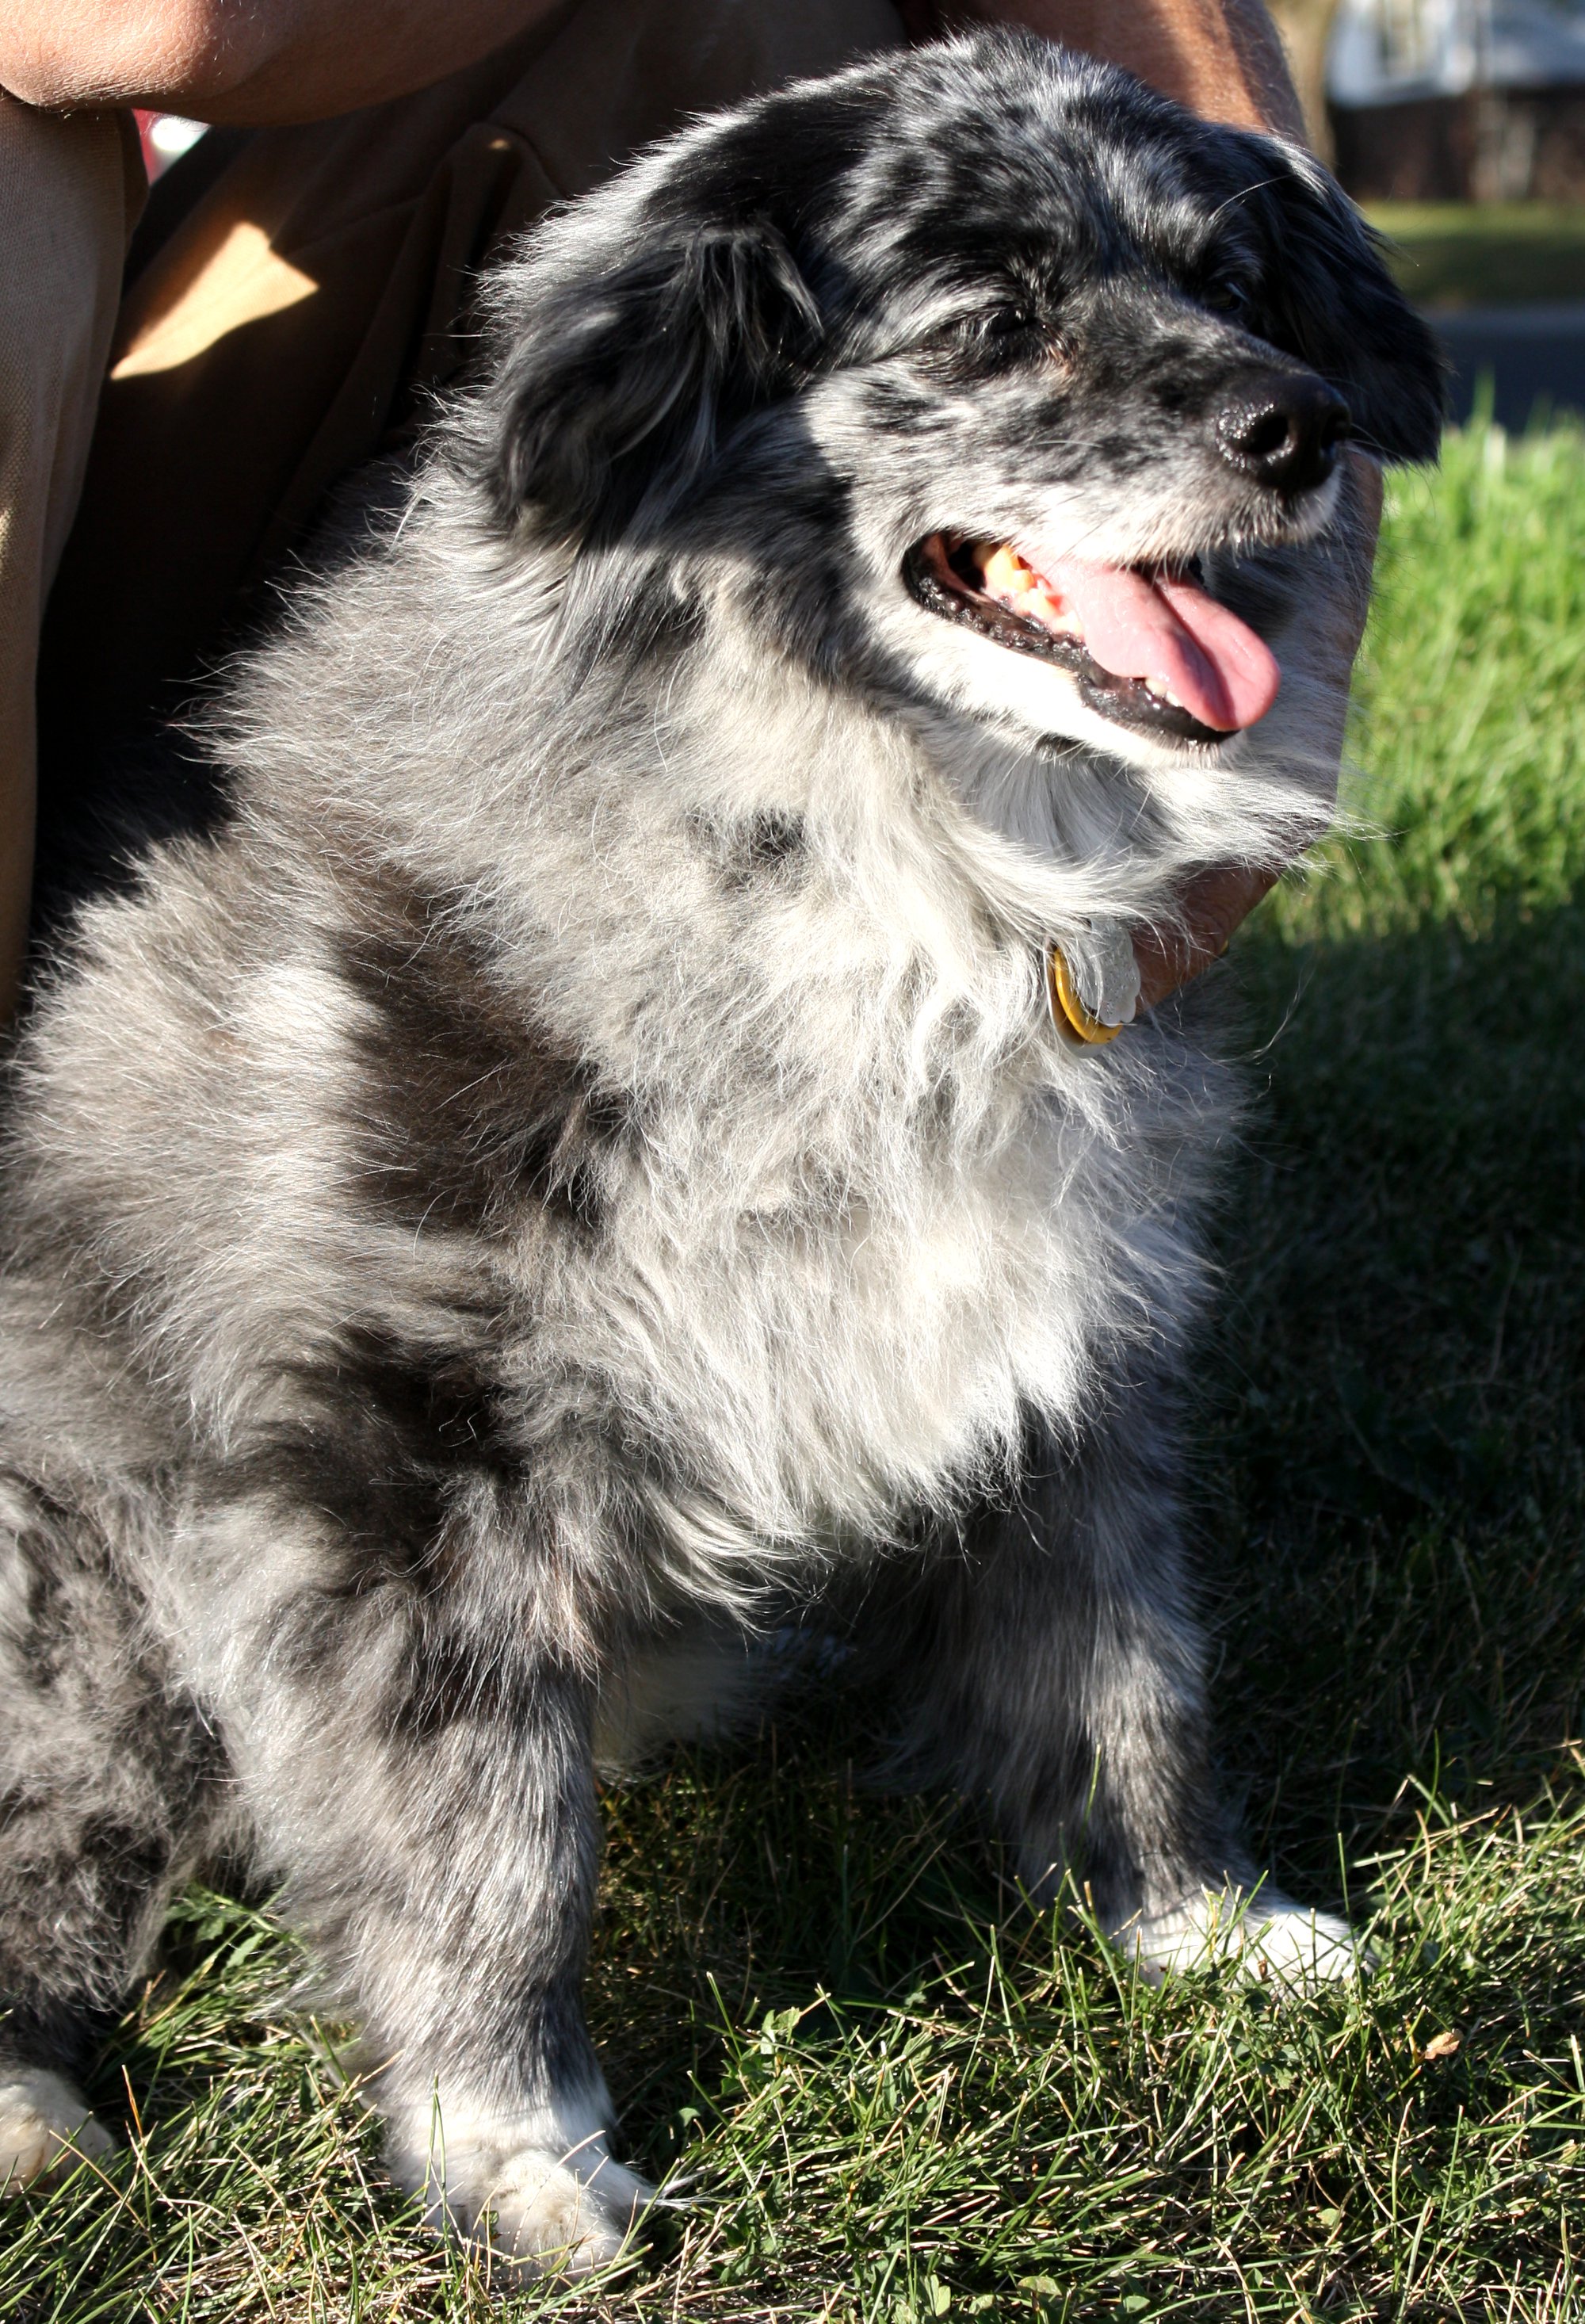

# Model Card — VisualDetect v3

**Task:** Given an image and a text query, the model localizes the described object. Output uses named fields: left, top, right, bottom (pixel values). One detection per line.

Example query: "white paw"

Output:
left=0, top=2066, right=116, bottom=2191
left=1237, top=1895, right=1371, bottom=1985
left=1116, top=1884, right=1369, bottom=1988
left=392, top=2087, right=651, bottom=2279
left=456, top=2139, right=650, bottom=2278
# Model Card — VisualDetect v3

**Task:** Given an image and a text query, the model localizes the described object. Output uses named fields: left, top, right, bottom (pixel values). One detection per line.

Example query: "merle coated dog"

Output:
left=0, top=32, right=1439, bottom=2275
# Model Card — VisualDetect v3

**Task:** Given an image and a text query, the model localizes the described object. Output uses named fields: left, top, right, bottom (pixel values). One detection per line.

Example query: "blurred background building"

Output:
left=1260, top=0, right=1585, bottom=422
left=1325, top=0, right=1585, bottom=197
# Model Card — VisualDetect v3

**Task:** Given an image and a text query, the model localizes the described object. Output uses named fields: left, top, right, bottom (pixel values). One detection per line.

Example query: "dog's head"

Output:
left=457, top=33, right=1441, bottom=770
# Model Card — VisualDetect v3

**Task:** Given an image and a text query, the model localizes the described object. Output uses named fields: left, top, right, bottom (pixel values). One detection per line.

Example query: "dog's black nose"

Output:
left=1216, top=373, right=1350, bottom=495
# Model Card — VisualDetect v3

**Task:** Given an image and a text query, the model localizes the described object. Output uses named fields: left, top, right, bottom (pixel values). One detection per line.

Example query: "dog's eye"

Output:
left=980, top=304, right=1045, bottom=358
left=1202, top=278, right=1255, bottom=323
left=918, top=304, right=1045, bottom=377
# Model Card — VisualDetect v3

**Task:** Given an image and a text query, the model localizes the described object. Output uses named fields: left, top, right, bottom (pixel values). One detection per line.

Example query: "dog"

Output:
left=0, top=32, right=1440, bottom=2276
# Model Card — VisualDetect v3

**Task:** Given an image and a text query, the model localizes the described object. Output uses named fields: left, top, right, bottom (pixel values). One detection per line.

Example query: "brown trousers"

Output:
left=12, top=0, right=1307, bottom=1015
left=0, top=97, right=142, bottom=1011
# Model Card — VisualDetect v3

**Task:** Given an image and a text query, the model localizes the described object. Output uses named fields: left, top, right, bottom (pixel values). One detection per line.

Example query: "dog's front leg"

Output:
left=221, top=1554, right=647, bottom=2279
left=893, top=1375, right=1363, bottom=1983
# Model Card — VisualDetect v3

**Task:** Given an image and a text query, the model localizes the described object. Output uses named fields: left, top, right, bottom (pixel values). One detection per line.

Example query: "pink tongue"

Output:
left=1040, top=556, right=1281, bottom=732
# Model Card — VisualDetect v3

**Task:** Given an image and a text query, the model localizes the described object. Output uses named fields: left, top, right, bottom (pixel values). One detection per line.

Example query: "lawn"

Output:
left=6, top=421, right=1585, bottom=2321
left=1366, top=204, right=1585, bottom=311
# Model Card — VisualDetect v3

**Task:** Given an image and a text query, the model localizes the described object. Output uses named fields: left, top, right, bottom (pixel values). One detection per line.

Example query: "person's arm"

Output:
left=925, top=0, right=1304, bottom=134
left=0, top=0, right=567, bottom=125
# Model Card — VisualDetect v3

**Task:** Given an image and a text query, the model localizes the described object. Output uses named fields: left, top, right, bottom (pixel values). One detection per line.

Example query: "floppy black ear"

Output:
left=1255, top=146, right=1445, bottom=463
left=469, top=217, right=822, bottom=544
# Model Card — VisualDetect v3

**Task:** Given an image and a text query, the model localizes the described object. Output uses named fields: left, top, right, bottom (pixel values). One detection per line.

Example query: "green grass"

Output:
left=1365, top=203, right=1585, bottom=311
left=6, top=419, right=1585, bottom=2319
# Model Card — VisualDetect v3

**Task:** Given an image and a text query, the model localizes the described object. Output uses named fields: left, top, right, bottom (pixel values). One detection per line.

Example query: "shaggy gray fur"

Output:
left=0, top=33, right=1438, bottom=2271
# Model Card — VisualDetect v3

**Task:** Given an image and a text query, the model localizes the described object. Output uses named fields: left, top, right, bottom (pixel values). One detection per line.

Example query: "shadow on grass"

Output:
left=1209, top=898, right=1585, bottom=1859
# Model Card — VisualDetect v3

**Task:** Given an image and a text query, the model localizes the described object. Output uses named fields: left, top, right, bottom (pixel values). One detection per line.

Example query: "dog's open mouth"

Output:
left=903, top=533, right=1281, bottom=743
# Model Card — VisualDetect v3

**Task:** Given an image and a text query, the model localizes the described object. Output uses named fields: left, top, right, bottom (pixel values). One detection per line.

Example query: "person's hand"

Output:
left=1, top=0, right=563, bottom=126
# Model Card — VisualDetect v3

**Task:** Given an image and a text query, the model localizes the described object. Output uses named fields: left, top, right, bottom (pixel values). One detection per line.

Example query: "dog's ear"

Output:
left=468, top=216, right=822, bottom=543
left=1255, top=145, right=1445, bottom=464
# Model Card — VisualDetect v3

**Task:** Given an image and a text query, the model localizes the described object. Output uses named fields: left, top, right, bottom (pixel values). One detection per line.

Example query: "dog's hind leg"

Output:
left=0, top=1472, right=225, bottom=2188
left=882, top=1373, right=1362, bottom=1984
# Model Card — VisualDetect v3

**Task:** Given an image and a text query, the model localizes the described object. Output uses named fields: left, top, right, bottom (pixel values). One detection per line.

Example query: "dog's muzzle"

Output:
left=903, top=533, right=1282, bottom=743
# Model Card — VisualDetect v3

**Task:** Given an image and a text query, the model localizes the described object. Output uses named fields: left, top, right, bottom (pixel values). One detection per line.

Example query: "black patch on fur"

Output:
left=1246, top=162, right=1444, bottom=461
left=390, top=1619, right=530, bottom=1741
left=475, top=221, right=827, bottom=544
left=0, top=1993, right=123, bottom=2077
left=743, top=810, right=805, bottom=868
left=223, top=1320, right=517, bottom=1589
left=694, top=807, right=808, bottom=891
left=334, top=863, right=632, bottom=1239
left=467, top=74, right=885, bottom=541
left=335, top=1326, right=514, bottom=1472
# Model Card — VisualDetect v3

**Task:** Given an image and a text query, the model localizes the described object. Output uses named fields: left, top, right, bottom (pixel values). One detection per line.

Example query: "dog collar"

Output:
left=1047, top=862, right=1279, bottom=1050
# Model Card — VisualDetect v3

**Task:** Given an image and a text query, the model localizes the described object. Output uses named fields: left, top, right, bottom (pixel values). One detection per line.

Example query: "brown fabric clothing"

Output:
left=40, top=0, right=909, bottom=784
left=0, top=96, right=142, bottom=1013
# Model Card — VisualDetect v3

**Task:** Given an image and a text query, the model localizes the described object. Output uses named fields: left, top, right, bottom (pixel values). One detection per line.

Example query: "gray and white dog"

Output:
left=0, top=33, right=1438, bottom=2275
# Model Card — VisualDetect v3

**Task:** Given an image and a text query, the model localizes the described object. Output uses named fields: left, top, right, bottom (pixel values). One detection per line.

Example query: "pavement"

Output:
left=1429, top=301, right=1585, bottom=429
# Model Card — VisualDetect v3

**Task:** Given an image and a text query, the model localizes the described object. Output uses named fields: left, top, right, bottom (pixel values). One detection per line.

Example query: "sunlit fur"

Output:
left=0, top=36, right=1439, bottom=2273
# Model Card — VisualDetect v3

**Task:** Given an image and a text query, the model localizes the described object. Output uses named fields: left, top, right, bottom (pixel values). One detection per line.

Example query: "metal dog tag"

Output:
left=1079, top=915, right=1142, bottom=1028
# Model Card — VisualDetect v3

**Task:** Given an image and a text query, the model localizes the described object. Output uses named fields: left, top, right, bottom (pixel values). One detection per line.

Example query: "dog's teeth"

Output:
left=979, top=545, right=1026, bottom=596
left=976, top=542, right=1087, bottom=644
